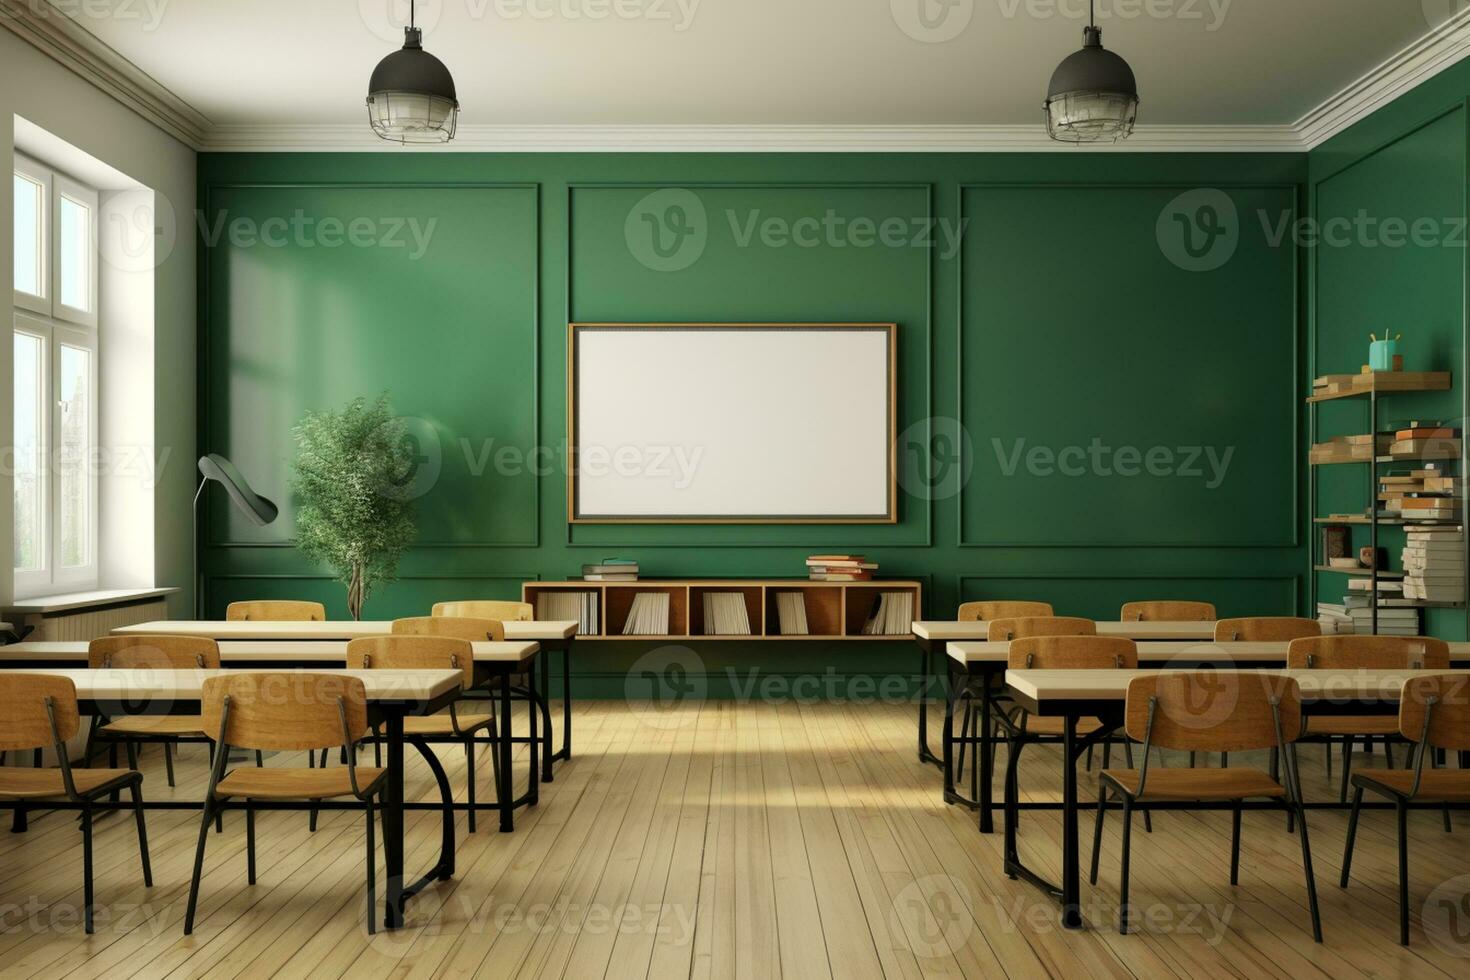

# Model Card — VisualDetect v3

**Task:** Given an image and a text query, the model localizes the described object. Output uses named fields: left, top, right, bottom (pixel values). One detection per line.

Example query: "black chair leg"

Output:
left=246, top=801, right=257, bottom=885
left=955, top=701, right=971, bottom=783
left=164, top=742, right=176, bottom=787
left=1295, top=802, right=1323, bottom=943
left=365, top=797, right=377, bottom=935
left=1221, top=752, right=1229, bottom=769
left=207, top=743, right=223, bottom=833
left=1428, top=745, right=1453, bottom=832
left=1384, top=738, right=1395, bottom=769
left=1324, top=741, right=1332, bottom=778
left=1090, top=786, right=1107, bottom=885
left=81, top=802, right=95, bottom=934
left=1397, top=799, right=1410, bottom=945
left=129, top=781, right=153, bottom=886
left=466, top=739, right=478, bottom=834
left=1340, top=785, right=1365, bottom=887
left=1339, top=737, right=1354, bottom=804
left=1230, top=802, right=1242, bottom=885
left=1118, top=799, right=1134, bottom=934
left=1086, top=742, right=1094, bottom=773
left=255, top=750, right=264, bottom=768
left=184, top=800, right=215, bottom=935
left=1122, top=743, right=1151, bottom=833
left=125, top=741, right=138, bottom=774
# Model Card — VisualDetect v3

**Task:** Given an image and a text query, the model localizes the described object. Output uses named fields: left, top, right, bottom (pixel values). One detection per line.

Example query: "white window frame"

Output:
left=12, top=155, right=101, bottom=597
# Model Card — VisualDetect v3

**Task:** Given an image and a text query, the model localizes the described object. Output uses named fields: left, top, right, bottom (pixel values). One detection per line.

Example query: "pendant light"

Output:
left=366, top=0, right=459, bottom=144
left=1043, top=0, right=1139, bottom=144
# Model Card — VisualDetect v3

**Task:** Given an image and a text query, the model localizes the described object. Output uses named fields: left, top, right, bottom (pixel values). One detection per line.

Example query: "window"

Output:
left=13, top=154, right=99, bottom=595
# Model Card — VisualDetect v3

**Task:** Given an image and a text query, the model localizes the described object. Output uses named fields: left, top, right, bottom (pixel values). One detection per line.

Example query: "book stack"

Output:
left=1379, top=467, right=1463, bottom=521
left=582, top=558, right=638, bottom=581
left=1315, top=602, right=1353, bottom=634
left=622, top=592, right=671, bottom=635
left=535, top=590, right=600, bottom=635
left=1309, top=434, right=1392, bottom=464
left=773, top=592, right=809, bottom=635
left=702, top=592, right=752, bottom=635
left=862, top=591, right=914, bottom=636
left=1402, top=525, right=1465, bottom=603
left=1387, top=422, right=1461, bottom=462
left=807, top=555, right=877, bottom=581
left=1343, top=579, right=1418, bottom=635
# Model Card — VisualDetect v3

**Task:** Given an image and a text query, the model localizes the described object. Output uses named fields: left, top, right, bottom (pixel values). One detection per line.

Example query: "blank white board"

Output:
left=570, top=324, right=896, bottom=522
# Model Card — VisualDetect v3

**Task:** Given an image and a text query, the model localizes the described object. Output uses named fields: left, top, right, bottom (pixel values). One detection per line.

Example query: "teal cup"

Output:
left=1369, top=339, right=1399, bottom=371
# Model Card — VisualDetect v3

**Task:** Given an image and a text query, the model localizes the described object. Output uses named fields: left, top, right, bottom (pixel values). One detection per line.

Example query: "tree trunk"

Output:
left=347, top=562, right=365, bottom=621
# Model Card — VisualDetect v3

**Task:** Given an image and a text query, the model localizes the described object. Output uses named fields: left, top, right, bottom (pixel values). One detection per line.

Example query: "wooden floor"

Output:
left=1, top=700, right=1468, bottom=979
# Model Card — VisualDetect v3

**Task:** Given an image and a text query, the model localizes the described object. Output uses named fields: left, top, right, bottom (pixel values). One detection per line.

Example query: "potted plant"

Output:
left=290, top=393, right=418, bottom=619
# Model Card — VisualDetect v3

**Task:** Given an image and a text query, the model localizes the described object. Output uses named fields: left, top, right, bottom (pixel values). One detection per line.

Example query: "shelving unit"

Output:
left=1307, top=371, right=1466, bottom=633
left=522, top=578, right=923, bottom=640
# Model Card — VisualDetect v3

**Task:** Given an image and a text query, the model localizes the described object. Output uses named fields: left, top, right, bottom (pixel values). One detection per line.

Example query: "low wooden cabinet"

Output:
left=522, top=579, right=923, bottom=640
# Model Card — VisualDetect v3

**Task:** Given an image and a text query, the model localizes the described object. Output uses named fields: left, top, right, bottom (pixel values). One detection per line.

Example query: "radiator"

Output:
left=12, top=598, right=170, bottom=641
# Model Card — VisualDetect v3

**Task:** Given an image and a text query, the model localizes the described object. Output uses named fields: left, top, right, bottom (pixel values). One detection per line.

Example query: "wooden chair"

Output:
left=1289, top=636, right=1451, bottom=809
left=432, top=600, right=533, bottom=621
left=1214, top=617, right=1321, bottom=642
left=1341, top=673, right=1470, bottom=945
left=957, top=600, right=1054, bottom=621
left=1089, top=672, right=1322, bottom=942
left=185, top=673, right=387, bottom=935
left=0, top=674, right=153, bottom=933
left=225, top=600, right=326, bottom=621
left=86, top=635, right=239, bottom=787
left=347, top=634, right=500, bottom=832
left=1120, top=601, right=1216, bottom=622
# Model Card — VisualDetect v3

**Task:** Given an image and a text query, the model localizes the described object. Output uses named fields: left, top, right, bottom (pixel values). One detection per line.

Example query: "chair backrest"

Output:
left=1120, top=600, right=1216, bottom=622
left=1399, top=674, right=1470, bottom=750
left=88, top=635, right=221, bottom=669
left=201, top=673, right=368, bottom=752
left=987, top=616, right=1096, bottom=641
left=226, top=600, right=327, bottom=622
left=957, top=600, right=1053, bottom=622
left=1125, top=672, right=1302, bottom=752
left=1287, top=635, right=1450, bottom=670
left=1214, top=617, right=1321, bottom=642
left=1007, top=636, right=1138, bottom=670
left=431, top=600, right=533, bottom=621
left=0, top=674, right=80, bottom=751
left=346, top=635, right=476, bottom=687
left=392, top=616, right=506, bottom=642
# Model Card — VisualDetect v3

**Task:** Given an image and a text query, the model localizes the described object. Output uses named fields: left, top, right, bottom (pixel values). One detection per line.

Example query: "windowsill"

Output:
left=5, top=586, right=178, bottom=615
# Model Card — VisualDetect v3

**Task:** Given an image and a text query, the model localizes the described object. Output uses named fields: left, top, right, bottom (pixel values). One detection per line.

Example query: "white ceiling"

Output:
left=41, top=0, right=1462, bottom=131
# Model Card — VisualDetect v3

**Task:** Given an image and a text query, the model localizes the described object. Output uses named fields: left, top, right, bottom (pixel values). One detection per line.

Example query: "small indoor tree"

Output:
left=290, top=393, right=418, bottom=619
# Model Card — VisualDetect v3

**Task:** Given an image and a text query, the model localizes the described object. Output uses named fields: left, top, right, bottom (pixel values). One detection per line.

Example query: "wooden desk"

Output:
left=9, top=666, right=464, bottom=929
left=949, top=639, right=1470, bottom=666
left=1002, top=667, right=1470, bottom=932
left=0, top=639, right=540, bottom=665
left=112, top=620, right=580, bottom=779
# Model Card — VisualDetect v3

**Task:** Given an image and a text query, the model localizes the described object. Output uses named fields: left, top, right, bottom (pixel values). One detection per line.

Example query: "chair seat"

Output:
left=1352, top=769, right=1470, bottom=802
left=403, top=711, right=495, bottom=736
left=1306, top=715, right=1400, bottom=736
left=214, top=766, right=387, bottom=800
left=1101, top=767, right=1286, bottom=802
left=1021, top=716, right=1108, bottom=736
left=101, top=714, right=209, bottom=737
left=0, top=767, right=137, bottom=800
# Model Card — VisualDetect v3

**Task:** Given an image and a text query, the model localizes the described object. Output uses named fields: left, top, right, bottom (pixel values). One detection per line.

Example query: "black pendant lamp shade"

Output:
left=366, top=4, right=459, bottom=144
left=1044, top=15, right=1139, bottom=144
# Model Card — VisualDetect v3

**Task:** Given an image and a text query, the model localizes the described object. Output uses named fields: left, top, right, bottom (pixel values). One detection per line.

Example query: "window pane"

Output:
left=13, top=333, right=44, bottom=572
left=13, top=173, right=43, bottom=297
left=58, top=344, right=91, bottom=568
left=60, top=196, right=91, bottom=311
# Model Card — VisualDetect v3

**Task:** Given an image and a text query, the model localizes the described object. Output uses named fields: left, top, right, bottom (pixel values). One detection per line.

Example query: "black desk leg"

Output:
left=539, top=651, right=554, bottom=783
left=1061, top=719, right=1083, bottom=930
left=498, top=671, right=515, bottom=833
left=942, top=662, right=957, bottom=801
left=560, top=641, right=572, bottom=762
left=383, top=712, right=406, bottom=929
left=527, top=659, right=540, bottom=806
left=979, top=679, right=995, bottom=834
left=917, top=641, right=937, bottom=765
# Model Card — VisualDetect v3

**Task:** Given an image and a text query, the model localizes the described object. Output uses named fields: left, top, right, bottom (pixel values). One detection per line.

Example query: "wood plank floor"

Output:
left=1, top=700, right=1468, bottom=978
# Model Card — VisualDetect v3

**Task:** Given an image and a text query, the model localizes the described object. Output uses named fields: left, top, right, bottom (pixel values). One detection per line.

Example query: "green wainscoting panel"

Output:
left=960, top=184, right=1299, bottom=548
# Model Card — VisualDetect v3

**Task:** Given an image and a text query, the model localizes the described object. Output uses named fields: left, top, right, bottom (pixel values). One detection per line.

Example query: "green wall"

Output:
left=198, top=152, right=1307, bottom=694
left=1309, top=65, right=1470, bottom=640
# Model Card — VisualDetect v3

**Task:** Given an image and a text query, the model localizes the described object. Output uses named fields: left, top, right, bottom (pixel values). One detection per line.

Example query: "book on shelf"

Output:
left=535, top=590, right=600, bottom=636
left=1388, top=437, right=1462, bottom=457
left=807, top=554, right=878, bottom=581
left=622, top=592, right=671, bottom=635
left=583, top=558, right=638, bottom=581
left=773, top=592, right=809, bottom=635
left=581, top=573, right=639, bottom=581
left=702, top=592, right=752, bottom=636
left=1316, top=602, right=1353, bottom=634
left=1401, top=525, right=1465, bottom=604
left=862, top=591, right=914, bottom=636
left=1395, top=426, right=1461, bottom=441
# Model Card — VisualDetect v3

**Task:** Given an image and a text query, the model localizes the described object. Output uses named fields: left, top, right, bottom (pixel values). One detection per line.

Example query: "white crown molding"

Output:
left=0, top=0, right=210, bottom=147
left=6, top=1, right=1470, bottom=154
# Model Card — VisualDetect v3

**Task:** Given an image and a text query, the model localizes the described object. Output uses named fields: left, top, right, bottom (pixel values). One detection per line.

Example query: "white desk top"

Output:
left=112, top=619, right=578, bottom=641
left=949, top=639, right=1470, bottom=666
left=913, top=620, right=1216, bottom=642
left=1005, top=668, right=1469, bottom=704
left=14, top=667, right=463, bottom=702
left=0, top=640, right=540, bottom=665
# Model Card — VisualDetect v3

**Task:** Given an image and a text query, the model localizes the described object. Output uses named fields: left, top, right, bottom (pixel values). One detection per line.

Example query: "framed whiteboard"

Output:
left=569, top=323, right=897, bottom=523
